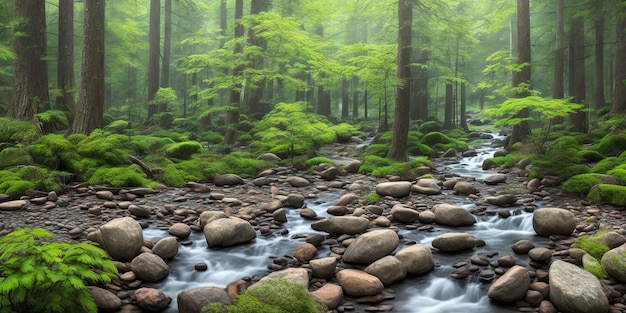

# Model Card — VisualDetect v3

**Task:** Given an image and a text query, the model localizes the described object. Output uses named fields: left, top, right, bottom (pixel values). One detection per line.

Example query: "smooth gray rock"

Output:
left=342, top=229, right=399, bottom=264
left=487, top=265, right=530, bottom=303
left=532, top=208, right=576, bottom=236
left=549, top=259, right=609, bottom=313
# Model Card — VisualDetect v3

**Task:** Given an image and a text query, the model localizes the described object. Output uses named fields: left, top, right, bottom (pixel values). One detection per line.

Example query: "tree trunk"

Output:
left=222, top=0, right=244, bottom=145
left=594, top=16, right=606, bottom=109
left=160, top=0, right=172, bottom=89
left=8, top=0, right=50, bottom=121
left=386, top=0, right=412, bottom=162
left=56, top=0, right=75, bottom=120
left=553, top=0, right=564, bottom=100
left=568, top=17, right=588, bottom=133
left=246, top=0, right=271, bottom=116
left=146, top=0, right=160, bottom=120
left=412, top=48, right=429, bottom=121
left=71, top=0, right=104, bottom=135
left=352, top=76, right=359, bottom=119
left=460, top=82, right=468, bottom=131
left=341, top=78, right=349, bottom=119
left=508, top=0, right=532, bottom=147
left=315, top=25, right=331, bottom=117
left=443, top=83, right=454, bottom=129
left=613, top=6, right=626, bottom=113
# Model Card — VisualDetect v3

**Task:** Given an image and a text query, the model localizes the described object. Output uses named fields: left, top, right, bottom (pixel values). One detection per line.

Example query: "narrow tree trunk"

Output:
left=460, top=82, right=468, bottom=131
left=594, top=16, right=606, bottom=109
left=508, top=0, right=532, bottom=147
left=9, top=0, right=50, bottom=121
left=246, top=0, right=271, bottom=115
left=412, top=49, right=429, bottom=121
left=443, top=83, right=454, bottom=129
left=613, top=6, right=626, bottom=113
left=386, top=0, right=412, bottom=162
left=352, top=76, right=359, bottom=119
left=341, top=78, right=349, bottom=119
left=160, top=0, right=172, bottom=89
left=56, top=0, right=75, bottom=120
left=71, top=0, right=104, bottom=135
left=553, top=0, right=565, bottom=100
left=222, top=0, right=244, bottom=145
left=146, top=0, right=160, bottom=120
left=315, top=25, right=331, bottom=117
left=568, top=17, right=588, bottom=133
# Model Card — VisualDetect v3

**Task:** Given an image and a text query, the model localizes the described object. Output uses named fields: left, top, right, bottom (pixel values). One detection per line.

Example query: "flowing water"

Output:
left=144, top=135, right=548, bottom=312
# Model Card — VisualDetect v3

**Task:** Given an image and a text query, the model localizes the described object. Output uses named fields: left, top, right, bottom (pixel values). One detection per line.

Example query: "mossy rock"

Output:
left=595, top=133, right=626, bottom=156
left=420, top=132, right=468, bottom=152
left=573, top=231, right=610, bottom=259
left=88, top=165, right=158, bottom=188
left=445, top=128, right=467, bottom=139
left=576, top=149, right=605, bottom=163
left=364, top=144, right=390, bottom=158
left=563, top=173, right=620, bottom=194
left=0, top=166, right=61, bottom=197
left=104, top=120, right=131, bottom=134
left=304, top=157, right=336, bottom=167
left=237, top=120, right=254, bottom=132
left=129, top=135, right=175, bottom=155
left=200, top=131, right=224, bottom=144
left=418, top=120, right=442, bottom=133
left=0, top=117, right=37, bottom=145
left=408, top=142, right=432, bottom=156
left=172, top=118, right=202, bottom=132
left=164, top=141, right=204, bottom=159
left=588, top=184, right=626, bottom=206
left=26, top=144, right=58, bottom=169
left=0, top=147, right=33, bottom=169
left=608, top=169, right=626, bottom=184
left=591, top=157, right=623, bottom=174
left=330, top=123, right=357, bottom=143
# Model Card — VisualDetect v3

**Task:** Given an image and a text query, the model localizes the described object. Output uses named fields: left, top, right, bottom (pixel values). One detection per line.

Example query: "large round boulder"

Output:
left=452, top=181, right=477, bottom=195
left=152, top=236, right=179, bottom=260
left=203, top=217, right=256, bottom=247
left=134, top=287, right=171, bottom=312
left=336, top=269, right=384, bottom=297
left=394, top=244, right=434, bottom=276
left=549, top=259, right=609, bottom=313
left=432, top=203, right=476, bottom=227
left=310, top=283, right=343, bottom=310
left=602, top=243, right=626, bottom=283
left=311, top=216, right=370, bottom=235
left=131, top=252, right=170, bottom=282
left=487, top=265, right=530, bottom=303
left=89, top=217, right=143, bottom=261
left=89, top=286, right=122, bottom=312
left=412, top=178, right=442, bottom=195
left=532, top=208, right=576, bottom=236
left=431, top=232, right=484, bottom=252
left=342, top=229, right=399, bottom=264
left=390, top=204, right=420, bottom=223
left=177, top=287, right=231, bottom=313
left=364, top=255, right=407, bottom=286
left=375, top=181, right=412, bottom=198
left=213, top=174, right=244, bottom=186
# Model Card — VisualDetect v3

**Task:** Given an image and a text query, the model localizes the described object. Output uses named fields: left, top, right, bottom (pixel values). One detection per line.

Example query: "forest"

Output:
left=2, top=0, right=626, bottom=312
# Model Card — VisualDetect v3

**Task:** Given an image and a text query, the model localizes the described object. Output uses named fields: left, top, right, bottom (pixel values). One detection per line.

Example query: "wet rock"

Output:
left=168, top=223, right=191, bottom=239
left=185, top=182, right=211, bottom=193
left=203, top=217, right=256, bottom=247
left=177, top=287, right=231, bottom=313
left=134, top=287, right=171, bottom=312
left=432, top=203, right=476, bottom=227
left=252, top=177, right=271, bottom=186
left=497, top=255, right=517, bottom=267
left=541, top=175, right=561, bottom=187
left=96, top=190, right=114, bottom=200
left=285, top=193, right=305, bottom=208
left=131, top=253, right=169, bottom=282
left=538, top=300, right=557, bottom=313
left=375, top=181, right=412, bottom=198
left=310, top=256, right=337, bottom=279
left=336, top=269, right=384, bottom=297
left=549, top=259, right=609, bottom=313
left=311, top=283, right=343, bottom=309
left=343, top=229, right=399, bottom=264
left=453, top=181, right=477, bottom=195
left=286, top=176, right=310, bottom=187
left=199, top=211, right=228, bottom=228
left=0, top=200, right=28, bottom=211
left=394, top=244, right=434, bottom=276
left=418, top=210, right=435, bottom=224
left=300, top=208, right=317, bottom=219
left=129, top=205, right=152, bottom=218
left=597, top=231, right=626, bottom=249
left=432, top=233, right=483, bottom=252
left=412, top=178, right=442, bottom=195
left=152, top=236, right=179, bottom=260
left=484, top=174, right=507, bottom=185
left=487, top=265, right=530, bottom=302
left=482, top=158, right=496, bottom=170
left=273, top=208, right=287, bottom=223
left=320, top=167, right=339, bottom=181
left=311, top=216, right=369, bottom=235
left=390, top=204, right=420, bottom=223
left=89, top=286, right=122, bottom=311
left=259, top=199, right=282, bottom=213
left=528, top=247, right=552, bottom=262
left=372, top=216, right=391, bottom=227
left=334, top=192, right=359, bottom=206
left=512, top=239, right=535, bottom=254
left=364, top=255, right=407, bottom=286
left=214, top=174, right=244, bottom=186
left=524, top=289, right=544, bottom=307
left=345, top=160, right=363, bottom=173
left=89, top=217, right=143, bottom=261
left=485, top=194, right=517, bottom=207
left=293, top=242, right=318, bottom=263
left=532, top=208, right=576, bottom=236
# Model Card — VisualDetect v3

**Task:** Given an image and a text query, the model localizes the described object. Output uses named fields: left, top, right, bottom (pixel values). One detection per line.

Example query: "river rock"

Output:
left=419, top=210, right=435, bottom=224
left=89, top=217, right=143, bottom=261
left=452, top=181, right=477, bottom=195
left=487, top=265, right=530, bottom=302
left=320, top=167, right=339, bottom=180
left=203, top=217, right=256, bottom=247
left=89, top=286, right=122, bottom=311
left=375, top=181, right=412, bottom=198
left=336, top=269, right=384, bottom=297
left=168, top=223, right=191, bottom=239
left=134, top=287, right=171, bottom=312
left=259, top=199, right=282, bottom=213
left=364, top=255, right=407, bottom=286
left=431, top=232, right=483, bottom=252
left=129, top=204, right=152, bottom=218
left=412, top=178, right=442, bottom=195
left=549, top=259, right=609, bottom=313
left=310, top=283, right=343, bottom=309
left=532, top=208, right=576, bottom=236
left=512, top=239, right=535, bottom=254
left=345, top=160, right=362, bottom=173
left=285, top=193, right=305, bottom=208
left=293, top=242, right=318, bottom=263
left=131, top=252, right=169, bottom=282
left=0, top=200, right=27, bottom=211
left=273, top=208, right=287, bottom=223
left=214, top=174, right=244, bottom=186
left=257, top=153, right=281, bottom=162
left=152, top=236, right=179, bottom=260
left=185, top=182, right=211, bottom=193
left=432, top=203, right=476, bottom=226
left=310, top=256, right=338, bottom=279
left=96, top=190, right=114, bottom=200
left=485, top=194, right=517, bottom=206
left=199, top=211, right=228, bottom=228
left=390, top=204, right=420, bottom=223
left=255, top=268, right=309, bottom=288
left=528, top=247, right=552, bottom=262
left=484, top=173, right=507, bottom=185
left=177, top=287, right=231, bottom=313
left=342, top=229, right=399, bottom=264
left=334, top=192, right=359, bottom=206
left=597, top=231, right=626, bottom=249
left=286, top=176, right=310, bottom=187
left=602, top=243, right=626, bottom=283
left=394, top=244, right=434, bottom=275
left=311, top=216, right=370, bottom=235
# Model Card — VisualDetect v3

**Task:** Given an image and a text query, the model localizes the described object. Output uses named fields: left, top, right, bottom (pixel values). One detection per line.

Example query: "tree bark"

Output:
left=613, top=4, right=626, bottom=113
left=315, top=25, right=331, bottom=117
left=146, top=0, right=160, bottom=120
left=386, top=0, right=412, bottom=162
left=222, top=0, right=244, bottom=145
left=594, top=16, right=606, bottom=109
left=553, top=0, right=564, bottom=100
left=247, top=0, right=271, bottom=116
left=508, top=0, right=532, bottom=147
left=341, top=78, right=349, bottom=119
left=411, top=48, right=429, bottom=121
left=443, top=83, right=454, bottom=129
left=56, top=0, right=75, bottom=118
left=8, top=0, right=49, bottom=121
left=568, top=17, right=587, bottom=133
left=460, top=82, right=468, bottom=131
left=71, top=0, right=105, bottom=135
left=352, top=76, right=359, bottom=119
left=160, top=0, right=172, bottom=89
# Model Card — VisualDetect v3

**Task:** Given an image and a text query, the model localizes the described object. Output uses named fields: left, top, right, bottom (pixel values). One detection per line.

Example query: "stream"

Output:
left=144, top=135, right=550, bottom=313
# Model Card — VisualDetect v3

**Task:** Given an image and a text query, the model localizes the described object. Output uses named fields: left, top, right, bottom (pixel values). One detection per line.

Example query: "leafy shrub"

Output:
left=329, top=123, right=357, bottom=143
left=595, top=133, right=626, bottom=156
left=201, top=278, right=326, bottom=313
left=164, top=141, right=204, bottom=159
left=88, top=165, right=158, bottom=188
left=0, top=228, right=118, bottom=313
left=530, top=136, right=587, bottom=179
left=34, top=110, right=69, bottom=131
left=103, top=120, right=131, bottom=134
left=304, top=157, right=335, bottom=167
left=0, top=117, right=37, bottom=145
left=588, top=184, right=626, bottom=206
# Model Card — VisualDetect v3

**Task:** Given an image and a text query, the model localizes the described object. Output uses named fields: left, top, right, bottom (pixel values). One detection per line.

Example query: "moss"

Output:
left=531, top=136, right=587, bottom=179
left=0, top=180, right=36, bottom=197
left=608, top=169, right=626, bottom=184
left=364, top=144, right=390, bottom=158
left=237, top=120, right=254, bottom=132
left=365, top=192, right=379, bottom=204
left=304, top=157, right=336, bottom=167
left=563, top=174, right=603, bottom=194
left=583, top=255, right=609, bottom=279
left=370, top=157, right=433, bottom=179
left=0, top=147, right=33, bottom=168
left=0, top=117, right=38, bottom=144
left=0, top=166, right=61, bottom=196
left=164, top=141, right=204, bottom=159
left=76, top=131, right=131, bottom=165
left=151, top=130, right=190, bottom=142
left=88, top=165, right=158, bottom=188
left=572, top=231, right=610, bottom=259
left=103, top=120, right=131, bottom=134
left=129, top=135, right=175, bottom=155
left=595, top=133, right=626, bottom=156
left=418, top=120, right=442, bottom=133
left=221, top=153, right=273, bottom=178
left=26, top=144, right=58, bottom=169
left=200, top=131, right=225, bottom=144
left=329, top=123, right=357, bottom=143
left=591, top=157, right=623, bottom=174
left=408, top=141, right=432, bottom=156
left=238, top=133, right=253, bottom=143
left=445, top=128, right=467, bottom=139
left=173, top=118, right=202, bottom=132
left=420, top=131, right=468, bottom=152
left=576, top=149, right=605, bottom=163
left=588, top=184, right=626, bottom=206
left=489, top=154, right=519, bottom=168
left=161, top=165, right=188, bottom=187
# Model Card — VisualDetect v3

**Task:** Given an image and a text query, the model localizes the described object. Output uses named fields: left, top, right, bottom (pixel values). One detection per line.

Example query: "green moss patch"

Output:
left=595, top=133, right=626, bottom=156
left=588, top=184, right=626, bottom=206
left=88, top=165, right=158, bottom=188
left=164, top=141, right=204, bottom=159
left=420, top=132, right=468, bottom=152
left=563, top=173, right=620, bottom=194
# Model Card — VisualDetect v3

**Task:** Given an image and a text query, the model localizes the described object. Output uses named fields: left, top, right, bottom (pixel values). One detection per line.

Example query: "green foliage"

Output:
left=200, top=131, right=224, bottom=144
left=0, top=228, right=118, bottom=313
left=563, top=174, right=603, bottom=194
left=34, top=110, right=69, bottom=131
left=370, top=157, right=433, bottom=179
left=75, top=130, right=132, bottom=166
left=365, top=192, right=379, bottom=204
left=572, top=231, right=610, bottom=260
left=364, top=144, right=390, bottom=158
left=88, top=165, right=158, bottom=188
left=164, top=141, right=204, bottom=159
left=201, top=278, right=326, bottom=313
left=304, top=157, right=335, bottom=168
left=590, top=157, right=623, bottom=174
left=576, top=149, right=605, bottom=163
left=103, top=120, right=132, bottom=134
left=0, top=166, right=61, bottom=197
left=420, top=132, right=468, bottom=151
left=530, top=136, right=588, bottom=179
left=418, top=121, right=442, bottom=133
left=220, top=153, right=273, bottom=178
left=595, top=133, right=626, bottom=156
left=0, top=118, right=37, bottom=145
left=128, top=135, right=175, bottom=155
left=329, top=123, right=357, bottom=143
left=588, top=184, right=626, bottom=206
left=0, top=148, right=33, bottom=168
left=608, top=169, right=626, bottom=184
left=489, top=154, right=520, bottom=168
left=444, top=128, right=467, bottom=139
left=173, top=118, right=202, bottom=133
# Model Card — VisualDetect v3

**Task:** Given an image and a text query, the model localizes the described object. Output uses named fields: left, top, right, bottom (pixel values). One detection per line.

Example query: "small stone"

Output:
left=195, top=263, right=208, bottom=271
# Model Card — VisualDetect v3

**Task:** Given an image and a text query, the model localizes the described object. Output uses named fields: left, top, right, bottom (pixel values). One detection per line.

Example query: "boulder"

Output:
left=177, top=287, right=231, bottom=313
left=254, top=268, right=309, bottom=289
left=285, top=193, right=305, bottom=208
left=597, top=231, right=626, bottom=249
left=199, top=211, right=228, bottom=228
left=532, top=208, right=576, bottom=236
left=129, top=205, right=152, bottom=218
left=602, top=243, right=626, bottom=283
left=310, top=283, right=343, bottom=309
left=344, top=160, right=363, bottom=173
left=286, top=176, right=310, bottom=187
left=487, top=265, right=530, bottom=303
left=185, top=182, right=211, bottom=193
left=203, top=217, right=256, bottom=247
left=390, top=204, right=420, bottom=223
left=394, top=244, right=434, bottom=275
left=89, top=286, right=122, bottom=311
left=418, top=210, right=436, bottom=224
left=0, top=200, right=27, bottom=211
left=320, top=167, right=339, bottom=180
left=310, top=257, right=337, bottom=279
left=293, top=242, right=318, bottom=263
left=484, top=173, right=507, bottom=185
left=412, top=178, right=442, bottom=195
left=311, top=216, right=370, bottom=235
left=432, top=203, right=476, bottom=227
left=213, top=174, right=244, bottom=186
left=528, top=247, right=552, bottom=262
left=256, top=153, right=281, bottom=162
left=334, top=192, right=359, bottom=206
left=152, top=236, right=179, bottom=260
left=431, top=232, right=483, bottom=252
left=336, top=269, right=384, bottom=297
left=134, top=287, right=171, bottom=312
left=375, top=181, right=412, bottom=198
left=89, top=217, right=143, bottom=261
left=342, top=229, right=399, bottom=264
left=452, top=181, right=477, bottom=195
left=364, top=255, right=407, bottom=286
left=168, top=223, right=191, bottom=239
left=259, top=199, right=282, bottom=213
left=549, top=259, right=609, bottom=313
left=131, top=253, right=169, bottom=282
left=511, top=239, right=535, bottom=254
left=485, top=194, right=518, bottom=207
